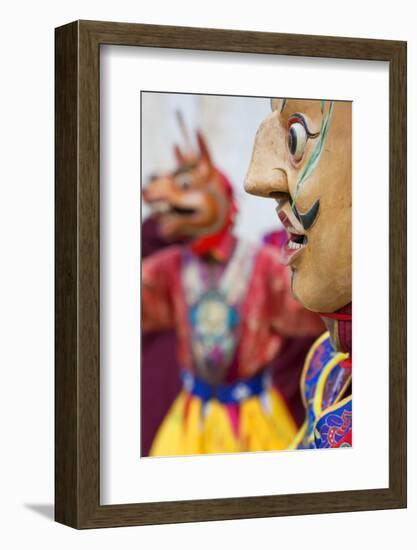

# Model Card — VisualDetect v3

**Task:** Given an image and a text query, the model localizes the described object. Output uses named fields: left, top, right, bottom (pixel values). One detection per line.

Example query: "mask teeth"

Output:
left=287, top=239, right=304, bottom=250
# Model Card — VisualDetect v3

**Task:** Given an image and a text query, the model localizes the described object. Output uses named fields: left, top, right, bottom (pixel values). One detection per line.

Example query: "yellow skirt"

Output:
left=149, top=387, right=297, bottom=456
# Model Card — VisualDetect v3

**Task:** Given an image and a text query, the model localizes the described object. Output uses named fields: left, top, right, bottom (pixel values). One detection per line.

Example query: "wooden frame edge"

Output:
left=55, top=20, right=80, bottom=528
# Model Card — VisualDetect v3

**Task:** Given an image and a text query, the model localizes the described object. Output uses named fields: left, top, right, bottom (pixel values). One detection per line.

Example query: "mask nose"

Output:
left=142, top=175, right=170, bottom=203
left=244, top=115, right=290, bottom=199
left=244, top=167, right=289, bottom=199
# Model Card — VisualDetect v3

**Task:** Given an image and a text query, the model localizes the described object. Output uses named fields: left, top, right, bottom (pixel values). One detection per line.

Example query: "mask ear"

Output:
left=173, top=144, right=186, bottom=165
left=196, top=131, right=211, bottom=165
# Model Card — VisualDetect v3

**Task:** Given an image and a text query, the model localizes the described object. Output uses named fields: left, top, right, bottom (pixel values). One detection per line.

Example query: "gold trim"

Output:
left=299, top=331, right=329, bottom=409
left=313, top=352, right=350, bottom=419
left=289, top=419, right=308, bottom=450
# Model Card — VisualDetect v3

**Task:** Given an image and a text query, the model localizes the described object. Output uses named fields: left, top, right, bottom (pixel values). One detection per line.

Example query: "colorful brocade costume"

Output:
left=142, top=232, right=322, bottom=456
left=292, top=331, right=352, bottom=450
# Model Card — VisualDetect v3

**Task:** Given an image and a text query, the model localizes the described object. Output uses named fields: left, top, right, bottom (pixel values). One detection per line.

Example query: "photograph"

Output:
left=141, top=92, right=352, bottom=457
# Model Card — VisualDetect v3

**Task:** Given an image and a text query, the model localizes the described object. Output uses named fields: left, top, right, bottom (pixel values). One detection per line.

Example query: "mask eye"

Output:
left=176, top=174, right=192, bottom=190
left=288, top=121, right=308, bottom=162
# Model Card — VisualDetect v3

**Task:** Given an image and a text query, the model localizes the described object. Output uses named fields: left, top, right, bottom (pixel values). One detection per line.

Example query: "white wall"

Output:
left=0, top=1, right=414, bottom=549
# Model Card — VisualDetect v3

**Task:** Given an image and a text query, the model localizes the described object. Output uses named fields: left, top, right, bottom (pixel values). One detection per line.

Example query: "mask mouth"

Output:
left=277, top=208, right=308, bottom=259
left=151, top=200, right=198, bottom=217
left=287, top=230, right=308, bottom=250
left=170, top=204, right=198, bottom=216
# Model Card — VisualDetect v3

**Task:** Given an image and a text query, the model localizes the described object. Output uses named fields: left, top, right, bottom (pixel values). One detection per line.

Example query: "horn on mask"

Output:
left=173, top=110, right=195, bottom=165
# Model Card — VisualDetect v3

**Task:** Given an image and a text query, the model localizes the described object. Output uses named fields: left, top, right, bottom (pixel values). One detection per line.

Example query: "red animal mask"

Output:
left=143, top=129, right=237, bottom=255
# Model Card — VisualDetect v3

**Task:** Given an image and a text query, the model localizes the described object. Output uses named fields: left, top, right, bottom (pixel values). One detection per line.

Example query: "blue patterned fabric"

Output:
left=296, top=334, right=352, bottom=450
left=315, top=398, right=352, bottom=448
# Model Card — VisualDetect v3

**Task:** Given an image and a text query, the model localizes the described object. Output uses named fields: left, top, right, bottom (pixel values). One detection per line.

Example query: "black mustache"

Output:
left=292, top=199, right=320, bottom=230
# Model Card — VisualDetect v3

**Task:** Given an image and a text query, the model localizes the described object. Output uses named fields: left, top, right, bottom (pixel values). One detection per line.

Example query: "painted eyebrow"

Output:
left=288, top=112, right=321, bottom=138
left=273, top=100, right=323, bottom=136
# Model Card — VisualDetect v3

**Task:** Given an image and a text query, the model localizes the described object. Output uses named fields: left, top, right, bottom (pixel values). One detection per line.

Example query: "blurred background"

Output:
left=141, top=92, right=279, bottom=241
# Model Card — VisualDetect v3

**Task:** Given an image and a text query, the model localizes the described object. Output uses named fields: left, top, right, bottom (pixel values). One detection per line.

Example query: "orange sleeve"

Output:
left=141, top=247, right=180, bottom=332
left=264, top=247, right=325, bottom=337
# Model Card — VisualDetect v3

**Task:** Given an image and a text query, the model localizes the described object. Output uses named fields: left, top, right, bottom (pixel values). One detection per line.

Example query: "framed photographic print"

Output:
left=55, top=20, right=407, bottom=528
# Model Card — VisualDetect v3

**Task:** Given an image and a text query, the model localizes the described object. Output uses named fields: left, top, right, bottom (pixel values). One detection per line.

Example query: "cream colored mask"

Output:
left=245, top=98, right=352, bottom=313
